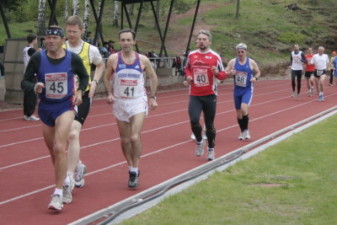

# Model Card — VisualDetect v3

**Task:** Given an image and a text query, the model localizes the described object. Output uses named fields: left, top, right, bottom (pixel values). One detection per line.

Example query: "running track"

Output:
left=1, top=79, right=336, bottom=224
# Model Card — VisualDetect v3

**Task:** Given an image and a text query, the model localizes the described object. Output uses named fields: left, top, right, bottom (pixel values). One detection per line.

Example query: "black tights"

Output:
left=291, top=70, right=302, bottom=94
left=188, top=95, right=217, bottom=148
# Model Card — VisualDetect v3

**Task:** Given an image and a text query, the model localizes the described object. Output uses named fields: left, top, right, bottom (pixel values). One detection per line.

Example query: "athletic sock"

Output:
left=64, top=175, right=70, bottom=186
left=242, top=114, right=249, bottom=131
left=53, top=188, right=63, bottom=197
left=130, top=167, right=139, bottom=175
left=208, top=148, right=214, bottom=152
left=237, top=118, right=244, bottom=132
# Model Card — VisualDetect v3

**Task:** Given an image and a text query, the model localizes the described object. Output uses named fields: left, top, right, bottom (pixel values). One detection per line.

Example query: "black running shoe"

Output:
left=128, top=171, right=139, bottom=188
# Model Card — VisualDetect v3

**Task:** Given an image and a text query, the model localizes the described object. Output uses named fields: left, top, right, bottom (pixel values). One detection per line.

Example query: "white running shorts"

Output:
left=113, top=96, right=148, bottom=122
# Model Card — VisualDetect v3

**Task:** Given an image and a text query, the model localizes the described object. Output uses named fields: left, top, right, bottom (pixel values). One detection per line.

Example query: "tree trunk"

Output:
left=64, top=0, right=69, bottom=20
left=113, top=0, right=119, bottom=27
left=129, top=3, right=134, bottom=16
left=83, top=0, right=90, bottom=37
left=235, top=0, right=240, bottom=19
left=37, top=0, right=47, bottom=35
left=72, top=0, right=80, bottom=15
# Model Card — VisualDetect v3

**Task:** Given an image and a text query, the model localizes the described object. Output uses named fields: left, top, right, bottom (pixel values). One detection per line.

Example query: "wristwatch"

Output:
left=151, top=96, right=157, bottom=100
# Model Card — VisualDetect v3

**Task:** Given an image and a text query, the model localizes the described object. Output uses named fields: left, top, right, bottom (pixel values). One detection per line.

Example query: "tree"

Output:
left=235, top=0, right=240, bottom=19
left=113, top=0, right=119, bottom=27
left=37, top=0, right=47, bottom=35
left=83, top=0, right=90, bottom=35
left=64, top=0, right=69, bottom=20
left=72, top=0, right=79, bottom=15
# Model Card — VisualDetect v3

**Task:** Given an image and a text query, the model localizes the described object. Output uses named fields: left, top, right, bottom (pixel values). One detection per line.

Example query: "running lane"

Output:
left=1, top=79, right=336, bottom=224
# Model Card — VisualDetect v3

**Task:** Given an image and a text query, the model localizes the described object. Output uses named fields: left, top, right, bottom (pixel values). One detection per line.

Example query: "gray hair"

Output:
left=197, top=30, right=212, bottom=41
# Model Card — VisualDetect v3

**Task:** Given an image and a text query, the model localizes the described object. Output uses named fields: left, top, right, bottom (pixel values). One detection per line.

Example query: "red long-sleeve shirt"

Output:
left=184, top=49, right=226, bottom=96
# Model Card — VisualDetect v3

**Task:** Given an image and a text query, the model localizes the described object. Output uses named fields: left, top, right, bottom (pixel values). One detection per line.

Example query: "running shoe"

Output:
left=243, top=129, right=251, bottom=140
left=128, top=171, right=139, bottom=188
left=191, top=133, right=207, bottom=140
left=238, top=132, right=244, bottom=140
left=318, top=94, right=324, bottom=101
left=48, top=194, right=63, bottom=212
left=23, top=115, right=40, bottom=121
left=74, top=162, right=87, bottom=188
left=195, top=140, right=205, bottom=157
left=63, top=177, right=75, bottom=204
left=207, top=149, right=215, bottom=161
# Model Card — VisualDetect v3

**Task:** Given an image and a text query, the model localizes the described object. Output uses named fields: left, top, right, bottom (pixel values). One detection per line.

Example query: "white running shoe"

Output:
left=23, top=115, right=40, bottom=121
left=243, top=129, right=251, bottom=140
left=48, top=195, right=63, bottom=211
left=74, top=162, right=87, bottom=188
left=238, top=132, right=244, bottom=140
left=207, top=149, right=215, bottom=161
left=62, top=177, right=75, bottom=204
left=195, top=140, right=205, bottom=157
left=191, top=133, right=196, bottom=140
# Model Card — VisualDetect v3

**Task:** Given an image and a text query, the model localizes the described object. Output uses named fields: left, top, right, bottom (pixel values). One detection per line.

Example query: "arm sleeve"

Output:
left=71, top=53, right=89, bottom=92
left=214, top=56, right=226, bottom=80
left=27, top=48, right=37, bottom=57
left=21, top=53, right=41, bottom=92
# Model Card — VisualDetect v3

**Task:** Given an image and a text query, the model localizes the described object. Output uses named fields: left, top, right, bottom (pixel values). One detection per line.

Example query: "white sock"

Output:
left=130, top=167, right=139, bottom=174
left=53, top=188, right=63, bottom=197
left=64, top=175, right=70, bottom=186
left=67, top=171, right=74, bottom=178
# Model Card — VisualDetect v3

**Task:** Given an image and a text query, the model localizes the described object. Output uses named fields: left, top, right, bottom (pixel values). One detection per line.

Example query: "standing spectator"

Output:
left=311, top=46, right=330, bottom=101
left=184, top=29, right=226, bottom=161
left=85, top=31, right=92, bottom=44
left=304, top=48, right=315, bottom=96
left=108, top=40, right=116, bottom=54
left=290, top=44, right=306, bottom=99
left=22, top=33, right=40, bottom=121
left=99, top=41, right=110, bottom=59
left=104, top=29, right=158, bottom=188
left=225, top=43, right=261, bottom=140
left=21, top=25, right=89, bottom=212
left=329, top=51, right=337, bottom=85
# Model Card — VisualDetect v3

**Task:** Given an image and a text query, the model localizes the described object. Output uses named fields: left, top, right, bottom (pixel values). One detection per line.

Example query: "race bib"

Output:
left=193, top=68, right=209, bottom=87
left=45, top=72, right=68, bottom=99
left=119, top=79, right=139, bottom=98
left=235, top=71, right=248, bottom=87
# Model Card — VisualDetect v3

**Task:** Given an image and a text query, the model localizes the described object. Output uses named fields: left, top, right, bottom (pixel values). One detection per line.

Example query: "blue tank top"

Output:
left=114, top=52, right=145, bottom=99
left=234, top=57, right=253, bottom=90
left=38, top=50, right=76, bottom=103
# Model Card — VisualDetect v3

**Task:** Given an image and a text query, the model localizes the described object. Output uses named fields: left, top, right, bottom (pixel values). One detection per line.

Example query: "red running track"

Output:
left=1, top=79, right=337, bottom=224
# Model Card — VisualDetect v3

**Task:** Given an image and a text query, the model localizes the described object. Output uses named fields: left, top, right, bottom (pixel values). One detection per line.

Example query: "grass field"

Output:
left=119, top=113, right=337, bottom=225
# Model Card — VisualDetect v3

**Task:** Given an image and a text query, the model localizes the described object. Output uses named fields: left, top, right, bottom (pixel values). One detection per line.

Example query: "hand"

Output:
left=183, top=80, right=189, bottom=87
left=73, top=90, right=83, bottom=106
left=212, top=66, right=219, bottom=75
left=149, top=98, right=158, bottom=110
left=186, top=76, right=193, bottom=85
left=250, top=77, right=257, bottom=83
left=34, top=82, right=45, bottom=93
left=229, top=69, right=236, bottom=76
left=106, top=94, right=115, bottom=104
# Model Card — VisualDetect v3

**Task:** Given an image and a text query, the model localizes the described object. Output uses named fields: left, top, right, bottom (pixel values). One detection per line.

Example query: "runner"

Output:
left=289, top=44, right=306, bottom=99
left=104, top=28, right=158, bottom=188
left=225, top=43, right=261, bottom=140
left=21, top=25, right=89, bottom=212
left=304, top=47, right=315, bottom=96
left=64, top=15, right=105, bottom=189
left=310, top=46, right=329, bottom=101
left=184, top=29, right=226, bottom=161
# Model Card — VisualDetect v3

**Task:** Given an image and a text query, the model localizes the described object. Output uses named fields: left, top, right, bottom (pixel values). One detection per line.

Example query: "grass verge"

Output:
left=120, top=114, right=337, bottom=225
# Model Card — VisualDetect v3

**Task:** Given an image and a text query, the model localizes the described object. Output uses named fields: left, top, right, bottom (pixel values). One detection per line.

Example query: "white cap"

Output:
left=236, top=43, right=247, bottom=50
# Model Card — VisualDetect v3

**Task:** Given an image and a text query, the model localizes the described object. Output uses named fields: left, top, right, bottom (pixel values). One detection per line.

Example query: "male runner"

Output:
left=310, top=46, right=329, bottom=101
left=104, top=29, right=158, bottom=188
left=184, top=29, right=226, bottom=161
left=290, top=44, right=306, bottom=99
left=21, top=25, right=89, bottom=212
left=64, top=15, right=105, bottom=188
left=225, top=43, right=261, bottom=140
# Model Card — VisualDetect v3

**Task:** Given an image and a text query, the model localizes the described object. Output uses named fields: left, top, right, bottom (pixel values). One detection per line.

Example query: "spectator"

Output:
left=99, top=42, right=110, bottom=59
left=108, top=40, right=115, bottom=54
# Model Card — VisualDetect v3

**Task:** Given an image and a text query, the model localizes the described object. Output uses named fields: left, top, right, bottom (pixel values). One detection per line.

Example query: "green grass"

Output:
left=120, top=114, right=337, bottom=225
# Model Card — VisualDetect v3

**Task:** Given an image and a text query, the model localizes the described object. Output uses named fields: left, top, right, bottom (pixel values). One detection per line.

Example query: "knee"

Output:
left=68, top=129, right=80, bottom=142
left=53, top=142, right=66, bottom=156
left=130, top=134, right=140, bottom=144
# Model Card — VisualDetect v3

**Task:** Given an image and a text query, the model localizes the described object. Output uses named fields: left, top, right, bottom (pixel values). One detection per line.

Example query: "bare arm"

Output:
left=89, top=60, right=106, bottom=98
left=141, top=55, right=158, bottom=110
left=250, top=59, right=261, bottom=83
left=224, top=59, right=236, bottom=76
left=104, top=54, right=117, bottom=104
